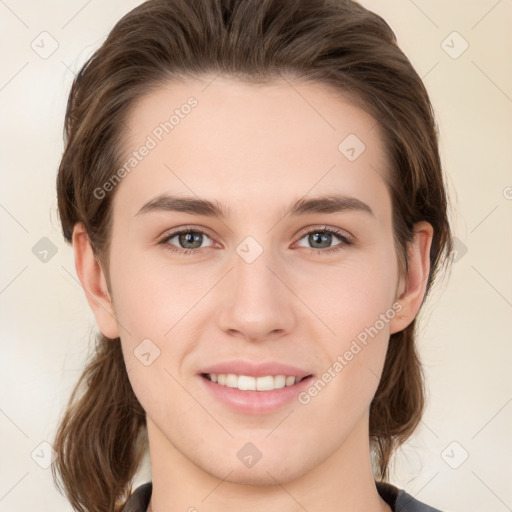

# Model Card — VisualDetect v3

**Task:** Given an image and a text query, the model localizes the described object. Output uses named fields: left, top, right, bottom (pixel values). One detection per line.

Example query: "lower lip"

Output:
left=199, top=375, right=313, bottom=414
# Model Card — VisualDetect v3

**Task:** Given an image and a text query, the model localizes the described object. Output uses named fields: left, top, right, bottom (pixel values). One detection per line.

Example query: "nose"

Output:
left=216, top=245, right=297, bottom=342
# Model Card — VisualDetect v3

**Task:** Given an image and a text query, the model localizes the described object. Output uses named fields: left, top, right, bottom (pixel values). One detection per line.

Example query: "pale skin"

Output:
left=72, top=75, right=433, bottom=512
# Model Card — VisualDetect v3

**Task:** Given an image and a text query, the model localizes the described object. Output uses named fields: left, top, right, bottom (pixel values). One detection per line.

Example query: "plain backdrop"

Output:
left=1, top=1, right=511, bottom=511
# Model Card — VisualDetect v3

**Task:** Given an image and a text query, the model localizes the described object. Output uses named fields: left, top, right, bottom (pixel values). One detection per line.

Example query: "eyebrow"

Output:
left=136, top=193, right=374, bottom=219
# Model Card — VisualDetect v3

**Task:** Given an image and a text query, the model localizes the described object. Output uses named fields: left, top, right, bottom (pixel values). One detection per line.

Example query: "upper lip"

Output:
left=198, top=360, right=313, bottom=379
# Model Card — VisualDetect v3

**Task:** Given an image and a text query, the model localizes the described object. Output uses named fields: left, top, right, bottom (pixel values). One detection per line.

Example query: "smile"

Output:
left=203, top=373, right=310, bottom=391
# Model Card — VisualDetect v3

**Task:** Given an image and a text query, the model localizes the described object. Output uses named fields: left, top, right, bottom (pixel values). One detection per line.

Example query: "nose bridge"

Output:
left=217, top=238, right=295, bottom=339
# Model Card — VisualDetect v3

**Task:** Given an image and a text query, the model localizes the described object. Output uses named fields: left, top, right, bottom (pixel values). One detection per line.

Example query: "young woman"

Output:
left=52, top=1, right=453, bottom=511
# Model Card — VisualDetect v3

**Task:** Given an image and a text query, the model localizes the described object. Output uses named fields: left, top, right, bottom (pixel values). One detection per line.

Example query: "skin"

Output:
left=73, top=75, right=433, bottom=512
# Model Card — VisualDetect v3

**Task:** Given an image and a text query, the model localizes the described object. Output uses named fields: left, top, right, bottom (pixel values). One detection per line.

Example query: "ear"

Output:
left=389, top=221, right=433, bottom=335
left=72, top=223, right=120, bottom=339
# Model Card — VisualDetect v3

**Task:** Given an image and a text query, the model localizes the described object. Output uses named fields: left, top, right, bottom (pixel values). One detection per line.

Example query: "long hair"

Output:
left=53, top=1, right=453, bottom=510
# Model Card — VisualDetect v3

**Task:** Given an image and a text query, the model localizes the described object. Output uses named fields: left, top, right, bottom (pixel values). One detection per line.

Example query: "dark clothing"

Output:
left=121, top=481, right=444, bottom=512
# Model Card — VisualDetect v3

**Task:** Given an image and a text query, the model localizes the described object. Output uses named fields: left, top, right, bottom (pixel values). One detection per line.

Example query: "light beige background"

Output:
left=1, top=1, right=511, bottom=511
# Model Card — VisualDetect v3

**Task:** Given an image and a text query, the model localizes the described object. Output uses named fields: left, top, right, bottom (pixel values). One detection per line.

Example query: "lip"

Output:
left=197, top=360, right=314, bottom=415
left=198, top=360, right=313, bottom=379
left=199, top=373, right=314, bottom=414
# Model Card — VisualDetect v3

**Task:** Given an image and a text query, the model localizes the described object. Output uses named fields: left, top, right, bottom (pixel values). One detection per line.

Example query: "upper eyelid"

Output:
left=160, top=226, right=215, bottom=242
left=296, top=225, right=351, bottom=238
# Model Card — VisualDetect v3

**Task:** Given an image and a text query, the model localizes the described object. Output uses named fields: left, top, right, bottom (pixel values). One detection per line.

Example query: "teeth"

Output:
left=207, top=373, right=303, bottom=391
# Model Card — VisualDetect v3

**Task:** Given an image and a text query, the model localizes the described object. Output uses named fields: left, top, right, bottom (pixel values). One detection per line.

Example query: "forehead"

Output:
left=114, top=75, right=391, bottom=223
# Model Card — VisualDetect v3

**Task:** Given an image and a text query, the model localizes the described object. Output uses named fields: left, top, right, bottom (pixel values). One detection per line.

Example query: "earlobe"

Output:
left=389, top=221, right=433, bottom=335
left=72, top=223, right=120, bottom=339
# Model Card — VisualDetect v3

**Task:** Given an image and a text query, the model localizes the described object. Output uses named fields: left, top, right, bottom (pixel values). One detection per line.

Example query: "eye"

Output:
left=296, top=225, right=353, bottom=255
left=158, top=225, right=353, bottom=256
left=159, top=227, right=215, bottom=255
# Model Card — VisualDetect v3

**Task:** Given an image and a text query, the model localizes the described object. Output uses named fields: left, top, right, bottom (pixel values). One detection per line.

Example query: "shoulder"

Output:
left=377, top=481, right=445, bottom=512
left=121, top=482, right=152, bottom=512
left=124, top=481, right=445, bottom=512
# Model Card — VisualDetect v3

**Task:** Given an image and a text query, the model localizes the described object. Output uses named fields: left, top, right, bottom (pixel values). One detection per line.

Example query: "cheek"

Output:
left=296, top=272, right=396, bottom=431
left=110, top=252, right=205, bottom=414
left=292, top=246, right=398, bottom=338
left=108, top=247, right=207, bottom=339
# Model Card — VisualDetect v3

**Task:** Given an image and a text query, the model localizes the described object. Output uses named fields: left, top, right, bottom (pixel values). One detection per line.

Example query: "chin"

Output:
left=201, top=454, right=310, bottom=486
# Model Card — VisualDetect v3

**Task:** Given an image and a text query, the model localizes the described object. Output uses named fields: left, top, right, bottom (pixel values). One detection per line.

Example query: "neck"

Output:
left=145, top=414, right=392, bottom=512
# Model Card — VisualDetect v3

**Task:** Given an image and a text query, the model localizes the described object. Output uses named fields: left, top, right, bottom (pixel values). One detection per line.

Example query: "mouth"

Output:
left=197, top=360, right=315, bottom=413
left=201, top=372, right=313, bottom=391
left=199, top=372, right=314, bottom=414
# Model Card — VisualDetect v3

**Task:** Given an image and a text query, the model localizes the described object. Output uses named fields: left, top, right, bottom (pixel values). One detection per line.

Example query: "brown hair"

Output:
left=52, top=0, right=453, bottom=510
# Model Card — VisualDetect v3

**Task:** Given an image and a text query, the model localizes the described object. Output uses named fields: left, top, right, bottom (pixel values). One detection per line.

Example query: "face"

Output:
left=94, top=76, right=409, bottom=484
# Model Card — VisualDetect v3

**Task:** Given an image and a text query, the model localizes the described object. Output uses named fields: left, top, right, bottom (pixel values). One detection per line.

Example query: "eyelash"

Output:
left=158, top=225, right=353, bottom=257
